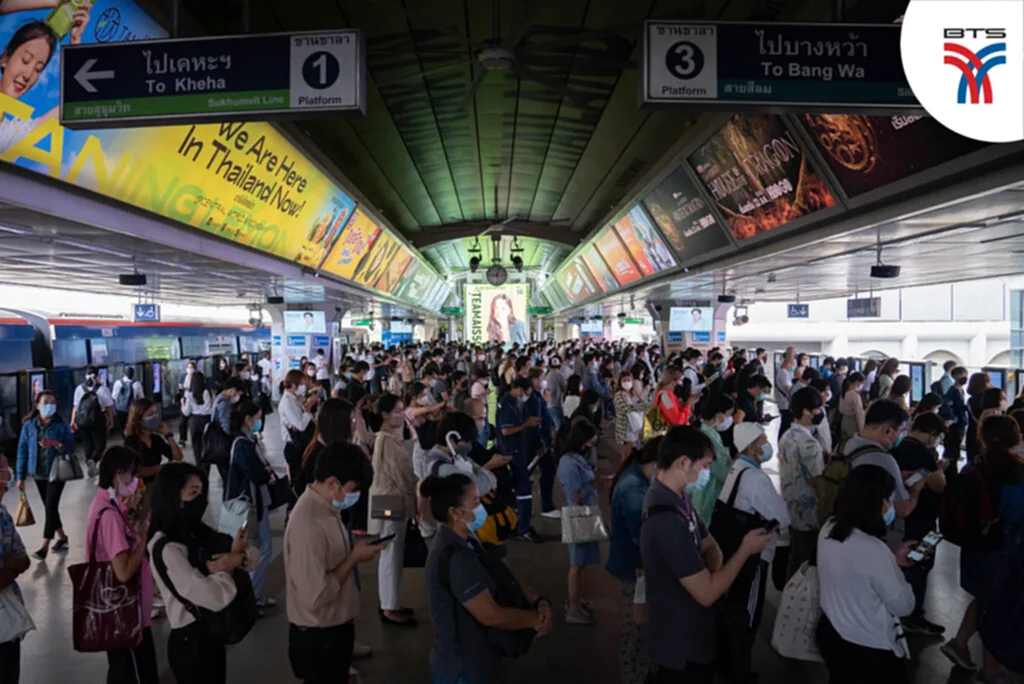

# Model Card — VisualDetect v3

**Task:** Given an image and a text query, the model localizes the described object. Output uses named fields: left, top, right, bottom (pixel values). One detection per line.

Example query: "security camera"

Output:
left=654, top=304, right=663, bottom=312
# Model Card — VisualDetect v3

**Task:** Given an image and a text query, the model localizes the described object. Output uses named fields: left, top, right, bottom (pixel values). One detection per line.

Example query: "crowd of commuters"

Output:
left=1, top=339, right=1022, bottom=684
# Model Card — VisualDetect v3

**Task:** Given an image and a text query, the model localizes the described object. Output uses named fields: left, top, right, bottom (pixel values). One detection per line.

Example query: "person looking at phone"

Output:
left=846, top=400, right=924, bottom=521
left=641, top=426, right=774, bottom=684
left=889, top=411, right=948, bottom=636
left=498, top=378, right=544, bottom=543
left=816, top=465, right=917, bottom=684
left=285, top=440, right=381, bottom=683
left=148, top=462, right=256, bottom=684
left=87, top=446, right=158, bottom=683
left=737, top=375, right=773, bottom=424
left=424, top=473, right=553, bottom=684
left=124, top=398, right=184, bottom=487
left=16, top=389, right=75, bottom=560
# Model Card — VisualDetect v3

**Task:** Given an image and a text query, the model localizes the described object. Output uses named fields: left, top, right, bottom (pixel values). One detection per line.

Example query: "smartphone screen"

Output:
left=373, top=533, right=396, bottom=545
left=762, top=519, right=780, bottom=534
left=904, top=469, right=928, bottom=488
left=908, top=549, right=926, bottom=562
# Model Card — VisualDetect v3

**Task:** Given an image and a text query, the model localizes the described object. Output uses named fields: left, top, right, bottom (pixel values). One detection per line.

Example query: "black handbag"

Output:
left=268, top=475, right=295, bottom=511
left=201, top=422, right=233, bottom=467
left=151, top=533, right=258, bottom=645
left=707, top=468, right=765, bottom=605
left=402, top=521, right=428, bottom=568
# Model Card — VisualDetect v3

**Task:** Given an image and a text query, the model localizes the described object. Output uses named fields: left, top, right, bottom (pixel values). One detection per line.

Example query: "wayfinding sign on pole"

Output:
left=61, top=29, right=365, bottom=129
left=642, top=20, right=917, bottom=111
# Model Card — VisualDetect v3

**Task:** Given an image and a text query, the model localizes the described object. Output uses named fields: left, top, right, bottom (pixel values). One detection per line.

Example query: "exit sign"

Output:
left=352, top=319, right=372, bottom=327
left=527, top=306, right=553, bottom=315
left=622, top=317, right=645, bottom=325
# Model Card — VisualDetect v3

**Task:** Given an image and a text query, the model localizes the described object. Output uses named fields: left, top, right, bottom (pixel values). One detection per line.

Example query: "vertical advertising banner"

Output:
left=465, top=283, right=530, bottom=346
left=320, top=209, right=381, bottom=279
left=688, top=113, right=837, bottom=241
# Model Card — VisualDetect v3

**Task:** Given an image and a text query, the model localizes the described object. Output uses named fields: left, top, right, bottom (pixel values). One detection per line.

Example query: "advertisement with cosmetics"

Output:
left=465, top=283, right=530, bottom=346
left=0, top=0, right=434, bottom=302
left=688, top=113, right=837, bottom=241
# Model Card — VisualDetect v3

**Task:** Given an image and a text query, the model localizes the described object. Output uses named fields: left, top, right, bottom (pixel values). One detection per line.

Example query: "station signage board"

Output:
left=642, top=21, right=915, bottom=110
left=61, top=30, right=365, bottom=129
left=787, top=303, right=809, bottom=318
left=690, top=331, right=712, bottom=344
left=528, top=306, right=553, bottom=316
left=133, top=303, right=160, bottom=322
left=622, top=317, right=645, bottom=325
left=847, top=297, right=881, bottom=318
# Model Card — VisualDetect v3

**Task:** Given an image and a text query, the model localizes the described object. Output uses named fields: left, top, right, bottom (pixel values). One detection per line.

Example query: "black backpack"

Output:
left=938, top=464, right=1004, bottom=550
left=705, top=469, right=765, bottom=606
left=201, top=421, right=233, bottom=467
left=78, top=387, right=105, bottom=429
left=151, top=532, right=258, bottom=645
left=438, top=540, right=534, bottom=658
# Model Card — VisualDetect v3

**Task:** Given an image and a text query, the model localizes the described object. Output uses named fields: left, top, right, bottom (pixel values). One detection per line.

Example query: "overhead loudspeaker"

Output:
left=870, top=264, right=901, bottom=279
left=718, top=294, right=736, bottom=304
left=266, top=295, right=284, bottom=305
left=119, top=273, right=147, bottom=286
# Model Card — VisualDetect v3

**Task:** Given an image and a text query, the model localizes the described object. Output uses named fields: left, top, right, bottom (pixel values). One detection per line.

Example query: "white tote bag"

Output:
left=560, top=505, right=610, bottom=544
left=0, top=586, right=35, bottom=644
left=626, top=410, right=644, bottom=434
left=770, top=561, right=824, bottom=662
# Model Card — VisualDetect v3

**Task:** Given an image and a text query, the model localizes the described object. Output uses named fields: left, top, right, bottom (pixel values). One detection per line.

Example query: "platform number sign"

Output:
left=644, top=22, right=719, bottom=103
left=666, top=41, right=705, bottom=80
left=302, top=51, right=340, bottom=90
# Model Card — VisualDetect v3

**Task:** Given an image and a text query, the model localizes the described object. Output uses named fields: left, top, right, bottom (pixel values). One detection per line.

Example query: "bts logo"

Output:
left=943, top=28, right=1007, bottom=104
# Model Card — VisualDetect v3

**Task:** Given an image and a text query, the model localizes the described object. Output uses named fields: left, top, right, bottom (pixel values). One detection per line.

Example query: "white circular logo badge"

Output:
left=901, top=0, right=1024, bottom=142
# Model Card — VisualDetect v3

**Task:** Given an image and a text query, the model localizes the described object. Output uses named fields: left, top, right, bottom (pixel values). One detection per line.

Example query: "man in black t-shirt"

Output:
left=890, top=411, right=949, bottom=635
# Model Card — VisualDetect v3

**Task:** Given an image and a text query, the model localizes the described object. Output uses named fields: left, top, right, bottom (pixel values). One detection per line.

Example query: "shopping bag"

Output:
left=560, top=505, right=609, bottom=544
left=68, top=507, right=143, bottom=652
left=14, top=491, right=34, bottom=527
left=0, top=586, right=35, bottom=643
left=218, top=496, right=251, bottom=536
left=626, top=410, right=644, bottom=434
left=403, top=521, right=429, bottom=568
left=770, top=561, right=823, bottom=662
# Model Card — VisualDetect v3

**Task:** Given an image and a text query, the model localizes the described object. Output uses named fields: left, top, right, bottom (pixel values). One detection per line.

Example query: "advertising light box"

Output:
left=669, top=306, right=714, bottom=332
left=284, top=310, right=326, bottom=334
left=642, top=167, right=732, bottom=260
left=465, top=283, right=530, bottom=346
left=612, top=206, right=677, bottom=276
left=688, top=113, right=836, bottom=241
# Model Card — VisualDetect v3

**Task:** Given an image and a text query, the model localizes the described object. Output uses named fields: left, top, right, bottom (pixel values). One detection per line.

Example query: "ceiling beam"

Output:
left=408, top=220, right=579, bottom=248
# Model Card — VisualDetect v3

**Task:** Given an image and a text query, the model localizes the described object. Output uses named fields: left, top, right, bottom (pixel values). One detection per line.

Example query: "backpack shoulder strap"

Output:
left=151, top=536, right=202, bottom=621
left=846, top=444, right=884, bottom=465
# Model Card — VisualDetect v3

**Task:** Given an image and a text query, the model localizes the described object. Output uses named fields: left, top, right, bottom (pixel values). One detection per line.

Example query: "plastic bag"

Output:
left=0, top=586, right=35, bottom=643
left=560, top=505, right=609, bottom=544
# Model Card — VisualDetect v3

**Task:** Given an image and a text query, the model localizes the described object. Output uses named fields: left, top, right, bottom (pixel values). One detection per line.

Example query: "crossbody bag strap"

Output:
left=88, top=505, right=126, bottom=564
left=725, top=466, right=750, bottom=508
left=151, top=536, right=203, bottom=621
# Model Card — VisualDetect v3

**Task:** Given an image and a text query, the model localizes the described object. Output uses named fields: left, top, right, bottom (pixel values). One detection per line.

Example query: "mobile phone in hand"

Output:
left=762, top=519, right=780, bottom=534
left=908, top=531, right=942, bottom=561
left=903, top=469, right=929, bottom=488
left=370, top=533, right=396, bottom=545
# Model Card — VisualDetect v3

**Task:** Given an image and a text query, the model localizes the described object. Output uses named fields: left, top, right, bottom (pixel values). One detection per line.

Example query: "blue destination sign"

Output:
left=787, top=303, right=809, bottom=318
left=61, top=30, right=364, bottom=129
left=643, top=21, right=916, bottom=110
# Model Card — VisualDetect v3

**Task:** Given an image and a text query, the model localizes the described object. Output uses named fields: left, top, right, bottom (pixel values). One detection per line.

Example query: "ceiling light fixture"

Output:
left=55, top=238, right=132, bottom=259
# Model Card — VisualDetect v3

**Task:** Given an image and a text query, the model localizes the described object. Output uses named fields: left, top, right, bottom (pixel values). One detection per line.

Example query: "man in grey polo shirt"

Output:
left=844, top=399, right=925, bottom=518
left=641, top=426, right=773, bottom=683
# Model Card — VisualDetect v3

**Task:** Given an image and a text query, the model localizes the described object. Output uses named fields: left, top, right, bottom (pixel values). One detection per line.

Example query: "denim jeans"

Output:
left=250, top=488, right=273, bottom=600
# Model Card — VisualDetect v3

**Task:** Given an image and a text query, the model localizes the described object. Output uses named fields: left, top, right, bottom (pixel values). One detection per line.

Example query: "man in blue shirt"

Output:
left=582, top=353, right=609, bottom=399
left=942, top=366, right=969, bottom=474
left=498, top=378, right=543, bottom=542
left=525, top=369, right=558, bottom=522
left=738, top=375, right=773, bottom=424
left=937, top=360, right=957, bottom=396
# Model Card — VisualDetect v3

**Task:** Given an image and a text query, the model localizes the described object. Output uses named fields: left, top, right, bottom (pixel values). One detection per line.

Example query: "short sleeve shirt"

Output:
left=86, top=490, right=153, bottom=627
left=124, top=434, right=174, bottom=484
left=497, top=396, right=525, bottom=455
left=891, top=438, right=940, bottom=523
left=641, top=479, right=714, bottom=669
left=778, top=423, right=826, bottom=531
left=426, top=525, right=501, bottom=682
left=845, top=435, right=910, bottom=501
left=73, top=383, right=114, bottom=409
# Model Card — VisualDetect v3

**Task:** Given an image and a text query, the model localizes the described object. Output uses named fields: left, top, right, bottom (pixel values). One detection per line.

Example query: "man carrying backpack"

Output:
left=111, top=367, right=143, bottom=431
left=71, top=366, right=114, bottom=478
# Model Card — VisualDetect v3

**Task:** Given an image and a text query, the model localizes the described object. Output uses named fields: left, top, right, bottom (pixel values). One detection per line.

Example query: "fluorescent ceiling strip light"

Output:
left=53, top=238, right=132, bottom=259
left=0, top=223, right=31, bottom=235
left=146, top=258, right=197, bottom=271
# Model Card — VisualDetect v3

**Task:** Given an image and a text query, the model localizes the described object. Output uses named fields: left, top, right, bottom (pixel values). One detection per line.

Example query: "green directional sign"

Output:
left=528, top=306, right=553, bottom=315
left=440, top=306, right=464, bottom=316
left=351, top=319, right=372, bottom=327
left=623, top=317, right=645, bottom=325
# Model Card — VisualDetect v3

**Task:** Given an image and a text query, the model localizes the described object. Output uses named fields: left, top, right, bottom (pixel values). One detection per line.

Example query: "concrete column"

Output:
left=901, top=333, right=919, bottom=361
left=969, top=333, right=988, bottom=367
left=826, top=333, right=849, bottom=358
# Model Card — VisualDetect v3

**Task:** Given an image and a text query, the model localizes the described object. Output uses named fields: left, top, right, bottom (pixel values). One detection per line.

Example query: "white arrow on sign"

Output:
left=73, top=58, right=115, bottom=93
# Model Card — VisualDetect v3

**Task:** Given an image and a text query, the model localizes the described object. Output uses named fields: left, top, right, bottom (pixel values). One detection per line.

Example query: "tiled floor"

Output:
left=9, top=413, right=996, bottom=683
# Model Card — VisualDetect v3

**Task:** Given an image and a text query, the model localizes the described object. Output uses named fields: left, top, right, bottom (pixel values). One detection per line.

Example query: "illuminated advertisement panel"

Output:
left=594, top=228, right=642, bottom=286
left=321, top=210, right=382, bottom=280
left=465, top=283, right=530, bottom=346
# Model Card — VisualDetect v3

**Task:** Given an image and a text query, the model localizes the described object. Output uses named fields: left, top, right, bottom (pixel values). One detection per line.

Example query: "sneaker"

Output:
left=352, top=642, right=372, bottom=658
left=540, top=508, right=561, bottom=520
left=515, top=528, right=544, bottom=544
left=582, top=599, right=595, bottom=615
left=51, top=538, right=69, bottom=553
left=256, top=597, right=277, bottom=609
left=941, top=639, right=980, bottom=671
left=86, top=460, right=98, bottom=478
left=565, top=608, right=595, bottom=625
left=903, top=616, right=945, bottom=636
left=32, top=548, right=47, bottom=562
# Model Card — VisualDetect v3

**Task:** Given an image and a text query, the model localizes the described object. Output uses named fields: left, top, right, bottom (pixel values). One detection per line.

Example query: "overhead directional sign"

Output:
left=61, top=30, right=365, bottom=129
left=642, top=21, right=917, bottom=110
left=787, top=303, right=809, bottom=319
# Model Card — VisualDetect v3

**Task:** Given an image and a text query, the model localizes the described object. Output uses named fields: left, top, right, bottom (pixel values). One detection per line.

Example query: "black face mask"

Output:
left=812, top=411, right=826, bottom=425
left=182, top=493, right=208, bottom=523
left=956, top=377, right=968, bottom=386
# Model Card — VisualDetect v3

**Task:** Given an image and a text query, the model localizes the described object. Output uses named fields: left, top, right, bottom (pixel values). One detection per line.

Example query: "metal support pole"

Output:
left=170, top=0, right=179, bottom=37
left=243, top=0, right=250, bottom=33
left=833, top=0, right=844, bottom=22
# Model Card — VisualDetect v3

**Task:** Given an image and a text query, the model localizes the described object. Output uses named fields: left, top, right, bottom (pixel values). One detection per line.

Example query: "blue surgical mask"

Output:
left=333, top=490, right=361, bottom=511
left=517, top=395, right=527, bottom=406
left=250, top=418, right=263, bottom=433
left=686, top=468, right=711, bottom=492
left=759, top=442, right=774, bottom=463
left=891, top=432, right=904, bottom=450
left=467, top=504, right=487, bottom=532
left=39, top=404, right=56, bottom=419
left=883, top=501, right=896, bottom=527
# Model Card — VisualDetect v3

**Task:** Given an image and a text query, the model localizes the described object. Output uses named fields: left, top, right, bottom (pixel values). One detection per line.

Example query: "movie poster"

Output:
left=558, top=258, right=600, bottom=304
left=800, top=114, right=988, bottom=198
left=465, top=283, right=530, bottom=346
left=642, top=167, right=732, bottom=259
left=595, top=228, right=642, bottom=286
left=580, top=245, right=616, bottom=293
left=612, top=206, right=677, bottom=276
left=688, top=113, right=836, bottom=241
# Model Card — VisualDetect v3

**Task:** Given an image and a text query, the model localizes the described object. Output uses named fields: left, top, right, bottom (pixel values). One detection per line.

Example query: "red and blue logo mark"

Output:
left=943, top=39, right=1006, bottom=104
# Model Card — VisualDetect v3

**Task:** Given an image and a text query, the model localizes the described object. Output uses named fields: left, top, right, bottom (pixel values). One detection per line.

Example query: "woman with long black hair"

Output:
left=557, top=419, right=602, bottom=625
left=183, top=371, right=213, bottom=461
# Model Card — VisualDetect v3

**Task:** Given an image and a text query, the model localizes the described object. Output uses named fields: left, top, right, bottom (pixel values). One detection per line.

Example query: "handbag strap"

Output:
left=725, top=466, right=751, bottom=508
left=88, top=505, right=127, bottom=565
left=150, top=536, right=204, bottom=622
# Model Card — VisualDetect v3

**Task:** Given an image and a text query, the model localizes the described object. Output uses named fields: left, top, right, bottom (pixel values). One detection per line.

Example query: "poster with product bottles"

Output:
left=688, top=113, right=837, bottom=241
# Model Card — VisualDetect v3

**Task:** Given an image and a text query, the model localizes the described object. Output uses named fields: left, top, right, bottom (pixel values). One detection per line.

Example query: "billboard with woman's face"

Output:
left=465, top=283, right=530, bottom=347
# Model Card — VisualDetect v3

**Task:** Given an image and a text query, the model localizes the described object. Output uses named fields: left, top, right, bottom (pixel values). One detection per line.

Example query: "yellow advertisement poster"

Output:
left=352, top=229, right=401, bottom=288
left=465, top=283, right=530, bottom=346
left=374, top=246, right=413, bottom=294
left=321, top=210, right=382, bottom=280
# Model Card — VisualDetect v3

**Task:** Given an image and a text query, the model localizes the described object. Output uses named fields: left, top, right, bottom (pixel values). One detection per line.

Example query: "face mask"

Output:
left=540, top=380, right=548, bottom=390
left=758, top=442, right=774, bottom=463
left=1000, top=400, right=1009, bottom=413
left=250, top=418, right=263, bottom=433
left=123, top=375, right=130, bottom=383
left=242, top=372, right=251, bottom=381
left=756, top=392, right=767, bottom=402
left=685, top=467, right=711, bottom=493
left=622, top=380, right=633, bottom=391
left=142, top=415, right=161, bottom=431
left=883, top=501, right=896, bottom=527
left=956, top=377, right=968, bottom=386
left=811, top=410, right=826, bottom=425
left=715, top=415, right=733, bottom=432
left=333, top=490, right=361, bottom=511
left=39, top=404, right=56, bottom=419
left=518, top=395, right=528, bottom=406
left=295, top=385, right=307, bottom=397
left=86, top=373, right=96, bottom=381
left=390, top=413, right=405, bottom=428
left=475, top=418, right=486, bottom=434
left=182, top=492, right=208, bottom=522
left=890, top=431, right=904, bottom=450
left=418, top=394, right=433, bottom=406
left=466, top=504, right=488, bottom=533
left=307, top=369, right=317, bottom=378
left=116, top=476, right=139, bottom=498
left=230, top=394, right=241, bottom=404
left=186, top=368, right=194, bottom=375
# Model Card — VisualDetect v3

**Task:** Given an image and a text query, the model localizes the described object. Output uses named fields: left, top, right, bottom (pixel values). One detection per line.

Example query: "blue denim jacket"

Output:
left=606, top=462, right=650, bottom=582
left=16, top=417, right=75, bottom=482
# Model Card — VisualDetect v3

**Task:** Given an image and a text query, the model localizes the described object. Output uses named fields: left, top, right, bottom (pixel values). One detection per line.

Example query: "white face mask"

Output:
left=715, top=415, right=733, bottom=432
left=621, top=380, right=633, bottom=391
left=295, top=385, right=307, bottom=397
left=307, top=369, right=316, bottom=378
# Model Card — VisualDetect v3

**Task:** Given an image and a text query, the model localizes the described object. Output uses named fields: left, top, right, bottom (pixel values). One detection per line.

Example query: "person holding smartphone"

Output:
left=890, top=412, right=949, bottom=636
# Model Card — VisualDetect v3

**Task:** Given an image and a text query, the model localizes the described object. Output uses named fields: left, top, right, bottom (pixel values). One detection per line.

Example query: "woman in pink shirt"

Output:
left=85, top=446, right=157, bottom=684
